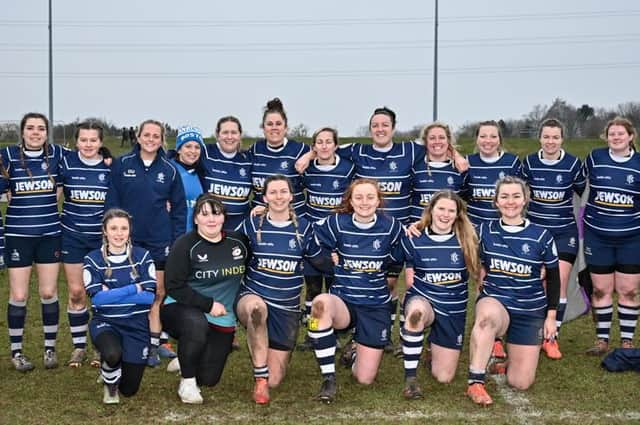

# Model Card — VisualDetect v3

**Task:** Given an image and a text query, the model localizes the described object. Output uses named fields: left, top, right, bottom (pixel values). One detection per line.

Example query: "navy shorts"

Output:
left=266, top=304, right=300, bottom=351
left=404, top=294, right=465, bottom=350
left=341, top=300, right=392, bottom=349
left=134, top=240, right=170, bottom=271
left=550, top=226, right=579, bottom=258
left=584, top=227, right=640, bottom=269
left=505, top=310, right=544, bottom=346
left=89, top=318, right=150, bottom=364
left=5, top=235, right=61, bottom=267
left=62, top=230, right=101, bottom=263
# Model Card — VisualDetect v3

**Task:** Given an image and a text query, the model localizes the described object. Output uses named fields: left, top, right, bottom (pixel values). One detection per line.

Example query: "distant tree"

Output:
left=289, top=123, right=309, bottom=138
left=617, top=102, right=640, bottom=125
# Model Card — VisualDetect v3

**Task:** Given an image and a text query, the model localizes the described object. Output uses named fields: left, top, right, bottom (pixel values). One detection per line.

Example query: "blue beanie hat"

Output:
left=176, top=126, right=204, bottom=151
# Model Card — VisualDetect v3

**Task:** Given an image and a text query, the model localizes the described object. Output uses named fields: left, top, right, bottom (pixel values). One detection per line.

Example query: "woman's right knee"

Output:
left=311, top=294, right=333, bottom=319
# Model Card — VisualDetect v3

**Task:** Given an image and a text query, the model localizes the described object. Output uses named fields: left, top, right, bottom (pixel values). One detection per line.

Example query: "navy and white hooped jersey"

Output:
left=522, top=150, right=585, bottom=233
left=83, top=245, right=156, bottom=327
left=249, top=139, right=310, bottom=217
left=313, top=212, right=403, bottom=306
left=240, top=215, right=317, bottom=312
left=1, top=144, right=65, bottom=237
left=465, top=152, right=523, bottom=226
left=303, top=156, right=355, bottom=222
left=410, top=159, right=466, bottom=221
left=200, top=143, right=252, bottom=230
left=338, top=141, right=422, bottom=223
left=60, top=151, right=110, bottom=238
left=399, top=232, right=469, bottom=316
left=582, top=148, right=640, bottom=237
left=479, top=220, right=558, bottom=317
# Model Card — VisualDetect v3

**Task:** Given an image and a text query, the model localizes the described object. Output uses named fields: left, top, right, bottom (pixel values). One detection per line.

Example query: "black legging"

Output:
left=304, top=274, right=335, bottom=302
left=160, top=303, right=234, bottom=386
left=93, top=331, right=146, bottom=397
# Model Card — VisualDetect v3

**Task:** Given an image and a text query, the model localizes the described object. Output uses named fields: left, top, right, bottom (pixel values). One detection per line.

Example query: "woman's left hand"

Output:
left=543, top=316, right=558, bottom=341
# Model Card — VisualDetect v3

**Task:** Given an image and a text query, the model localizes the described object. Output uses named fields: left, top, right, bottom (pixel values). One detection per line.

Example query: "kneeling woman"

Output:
left=237, top=175, right=317, bottom=405
left=162, top=194, right=249, bottom=404
left=307, top=178, right=404, bottom=403
left=399, top=190, right=479, bottom=399
left=466, top=176, right=560, bottom=406
left=83, top=209, right=156, bottom=404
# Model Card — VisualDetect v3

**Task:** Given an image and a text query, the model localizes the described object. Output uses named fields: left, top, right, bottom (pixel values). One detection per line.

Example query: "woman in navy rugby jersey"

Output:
left=521, top=118, right=586, bottom=359
left=200, top=116, right=253, bottom=232
left=236, top=175, right=318, bottom=404
left=307, top=178, right=404, bottom=403
left=2, top=112, right=65, bottom=372
left=84, top=209, right=156, bottom=404
left=60, top=121, right=111, bottom=367
left=464, top=120, right=523, bottom=361
left=297, top=127, right=355, bottom=350
left=582, top=117, right=640, bottom=355
left=399, top=190, right=479, bottom=400
left=248, top=98, right=310, bottom=218
left=466, top=176, right=560, bottom=406
left=105, top=119, right=186, bottom=366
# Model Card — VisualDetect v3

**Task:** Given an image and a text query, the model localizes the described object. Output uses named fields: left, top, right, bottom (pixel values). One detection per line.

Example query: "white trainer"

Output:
left=167, top=357, right=181, bottom=373
left=178, top=377, right=203, bottom=404
left=103, top=384, right=120, bottom=404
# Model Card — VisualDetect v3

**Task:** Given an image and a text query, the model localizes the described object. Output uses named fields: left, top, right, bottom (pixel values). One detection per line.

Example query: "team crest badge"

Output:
left=11, top=249, right=20, bottom=262
left=289, top=238, right=297, bottom=250
left=568, top=237, right=576, bottom=248
left=389, top=161, right=398, bottom=171
left=372, top=239, right=382, bottom=251
left=556, top=174, right=563, bottom=184
left=332, top=180, right=340, bottom=190
left=41, top=162, right=48, bottom=171
left=280, top=161, right=289, bottom=170
left=381, top=328, right=388, bottom=342
left=447, top=176, right=454, bottom=186
left=98, top=173, right=106, bottom=182
left=627, top=175, right=635, bottom=185
left=451, top=252, right=459, bottom=264
left=498, top=171, right=505, bottom=179
left=521, top=243, right=530, bottom=255
left=239, top=168, right=247, bottom=177
left=156, top=172, right=165, bottom=183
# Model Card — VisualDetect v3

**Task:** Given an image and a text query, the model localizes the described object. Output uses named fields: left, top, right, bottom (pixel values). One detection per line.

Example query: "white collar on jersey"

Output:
left=538, top=149, right=565, bottom=166
left=266, top=213, right=292, bottom=228
left=24, top=148, right=44, bottom=158
left=216, top=143, right=238, bottom=159
left=609, top=149, right=634, bottom=163
left=479, top=151, right=503, bottom=164
left=372, top=142, right=394, bottom=153
left=352, top=213, right=377, bottom=230
left=499, top=218, right=530, bottom=233
left=78, top=152, right=103, bottom=166
left=266, top=138, right=288, bottom=153
left=314, top=155, right=340, bottom=171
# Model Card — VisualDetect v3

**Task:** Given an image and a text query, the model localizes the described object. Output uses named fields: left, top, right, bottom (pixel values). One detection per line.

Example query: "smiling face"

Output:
left=195, top=202, right=225, bottom=241
left=263, top=179, right=293, bottom=216
left=430, top=198, right=457, bottom=234
left=350, top=182, right=381, bottom=222
left=426, top=127, right=449, bottom=161
left=22, top=117, right=48, bottom=150
left=104, top=217, right=130, bottom=253
left=539, top=126, right=563, bottom=159
left=76, top=128, right=103, bottom=160
left=177, top=141, right=202, bottom=166
left=138, top=122, right=163, bottom=157
left=607, top=124, right=633, bottom=156
left=496, top=183, right=527, bottom=223
left=476, top=125, right=501, bottom=157
left=217, top=120, right=242, bottom=154
left=313, top=130, right=337, bottom=163
left=369, top=114, right=394, bottom=148
left=263, top=112, right=287, bottom=146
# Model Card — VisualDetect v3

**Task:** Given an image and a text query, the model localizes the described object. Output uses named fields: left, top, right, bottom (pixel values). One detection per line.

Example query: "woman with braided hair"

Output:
left=2, top=112, right=65, bottom=372
left=83, top=208, right=156, bottom=404
left=236, top=175, right=319, bottom=404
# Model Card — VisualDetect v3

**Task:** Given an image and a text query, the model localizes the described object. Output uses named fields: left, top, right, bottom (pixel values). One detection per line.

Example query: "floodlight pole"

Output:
left=48, top=0, right=54, bottom=144
left=432, top=0, right=438, bottom=122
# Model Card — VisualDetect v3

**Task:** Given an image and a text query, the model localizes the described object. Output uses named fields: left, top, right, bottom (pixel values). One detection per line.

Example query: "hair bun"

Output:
left=266, top=97, right=284, bottom=111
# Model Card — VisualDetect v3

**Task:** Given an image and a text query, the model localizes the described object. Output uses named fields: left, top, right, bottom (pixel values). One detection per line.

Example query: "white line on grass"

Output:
left=490, top=374, right=541, bottom=425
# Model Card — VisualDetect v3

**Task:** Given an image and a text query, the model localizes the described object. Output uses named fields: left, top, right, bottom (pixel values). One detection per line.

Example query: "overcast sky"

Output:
left=2, top=1, right=639, bottom=138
